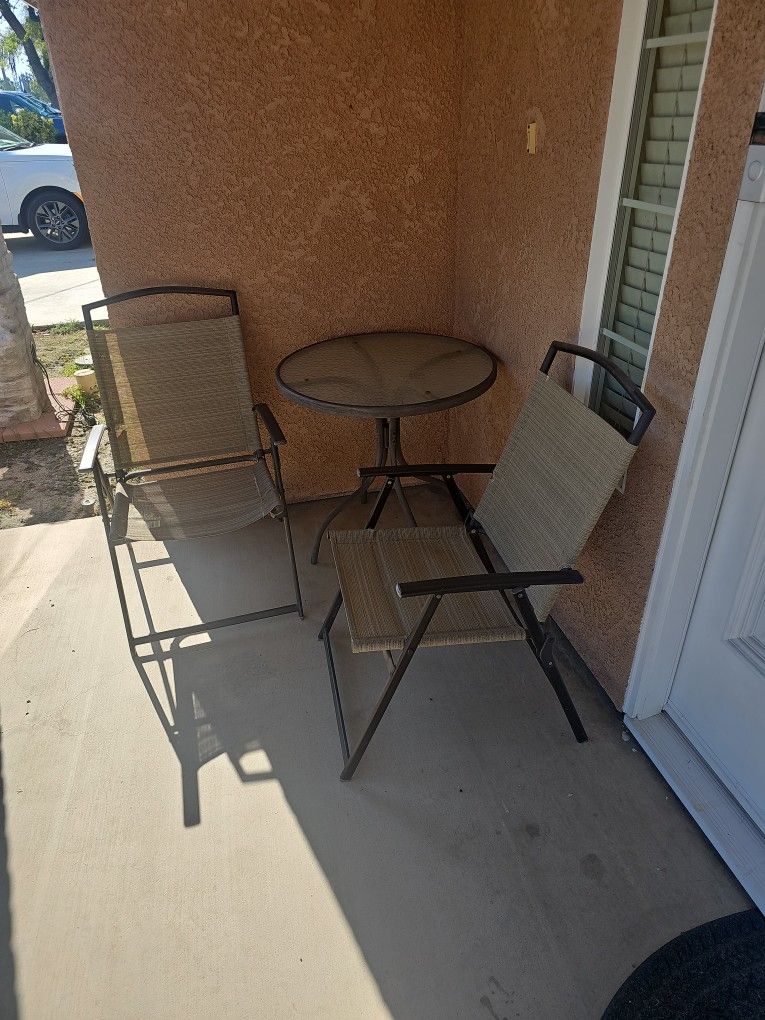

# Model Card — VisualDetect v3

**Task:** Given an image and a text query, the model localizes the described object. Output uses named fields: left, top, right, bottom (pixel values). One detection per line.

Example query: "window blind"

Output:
left=594, top=0, right=712, bottom=433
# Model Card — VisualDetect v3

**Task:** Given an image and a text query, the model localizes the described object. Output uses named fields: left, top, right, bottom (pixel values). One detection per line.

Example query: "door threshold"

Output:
left=626, top=712, right=765, bottom=914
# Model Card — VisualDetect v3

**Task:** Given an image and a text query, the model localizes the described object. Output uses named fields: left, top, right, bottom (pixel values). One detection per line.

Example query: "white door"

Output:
left=666, top=212, right=765, bottom=834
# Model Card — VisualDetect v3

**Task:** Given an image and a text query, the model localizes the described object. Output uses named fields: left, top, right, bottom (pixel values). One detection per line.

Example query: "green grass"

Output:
left=32, top=325, right=89, bottom=376
left=47, top=320, right=85, bottom=336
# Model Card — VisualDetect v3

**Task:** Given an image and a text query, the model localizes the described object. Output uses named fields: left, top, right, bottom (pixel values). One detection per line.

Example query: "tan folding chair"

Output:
left=319, top=342, right=655, bottom=779
left=79, top=286, right=302, bottom=649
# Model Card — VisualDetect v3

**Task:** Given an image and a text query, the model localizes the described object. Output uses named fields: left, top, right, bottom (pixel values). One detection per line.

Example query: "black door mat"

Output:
left=603, top=909, right=765, bottom=1019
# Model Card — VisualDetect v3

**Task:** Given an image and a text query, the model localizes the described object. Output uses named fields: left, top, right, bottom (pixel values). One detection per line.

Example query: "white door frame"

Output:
left=572, top=0, right=716, bottom=403
left=572, top=0, right=649, bottom=402
left=579, top=6, right=765, bottom=908
left=624, top=191, right=765, bottom=718
left=623, top=165, right=765, bottom=913
left=575, top=3, right=764, bottom=721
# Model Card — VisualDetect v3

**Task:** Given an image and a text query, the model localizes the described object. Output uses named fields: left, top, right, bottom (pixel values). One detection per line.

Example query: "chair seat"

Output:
left=110, top=459, right=281, bottom=542
left=329, top=525, right=525, bottom=653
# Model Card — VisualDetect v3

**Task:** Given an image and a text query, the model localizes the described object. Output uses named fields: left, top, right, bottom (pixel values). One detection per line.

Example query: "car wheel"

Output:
left=28, top=189, right=89, bottom=250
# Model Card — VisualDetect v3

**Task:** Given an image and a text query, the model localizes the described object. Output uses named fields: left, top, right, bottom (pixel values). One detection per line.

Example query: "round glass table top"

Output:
left=276, top=331, right=497, bottom=418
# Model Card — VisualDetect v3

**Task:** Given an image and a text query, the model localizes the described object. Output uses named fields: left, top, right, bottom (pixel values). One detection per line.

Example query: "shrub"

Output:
left=62, top=383, right=100, bottom=414
left=0, top=108, right=54, bottom=144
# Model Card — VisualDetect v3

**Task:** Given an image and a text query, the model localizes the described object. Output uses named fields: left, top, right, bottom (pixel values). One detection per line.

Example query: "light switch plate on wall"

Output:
left=527, top=121, right=537, bottom=155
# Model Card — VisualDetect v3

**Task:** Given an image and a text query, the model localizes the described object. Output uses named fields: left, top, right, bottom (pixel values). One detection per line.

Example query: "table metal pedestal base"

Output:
left=310, top=417, right=417, bottom=564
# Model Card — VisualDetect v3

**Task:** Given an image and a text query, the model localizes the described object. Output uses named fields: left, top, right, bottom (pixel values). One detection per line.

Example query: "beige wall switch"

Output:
left=527, top=121, right=537, bottom=154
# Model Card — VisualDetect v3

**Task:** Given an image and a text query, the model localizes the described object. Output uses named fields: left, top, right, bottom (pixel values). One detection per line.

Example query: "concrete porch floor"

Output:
left=0, top=489, right=750, bottom=1019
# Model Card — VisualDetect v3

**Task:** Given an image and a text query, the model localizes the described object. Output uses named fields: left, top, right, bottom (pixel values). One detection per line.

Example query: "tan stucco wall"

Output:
left=450, top=0, right=622, bottom=471
left=37, top=0, right=459, bottom=500
left=38, top=0, right=765, bottom=704
left=449, top=0, right=765, bottom=704
left=556, top=0, right=765, bottom=702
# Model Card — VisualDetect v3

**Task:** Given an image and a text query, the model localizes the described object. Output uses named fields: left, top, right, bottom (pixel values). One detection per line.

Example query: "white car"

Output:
left=0, top=124, right=88, bottom=250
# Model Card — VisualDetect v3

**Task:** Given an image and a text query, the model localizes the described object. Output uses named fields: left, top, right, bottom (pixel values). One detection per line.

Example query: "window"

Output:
left=592, top=0, right=713, bottom=433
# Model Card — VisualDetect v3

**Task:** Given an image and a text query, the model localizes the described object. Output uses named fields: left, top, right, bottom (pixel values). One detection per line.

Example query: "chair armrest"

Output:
left=396, top=567, right=583, bottom=598
left=253, top=403, right=286, bottom=446
left=358, top=463, right=495, bottom=479
left=541, top=341, right=656, bottom=445
left=79, top=424, right=107, bottom=472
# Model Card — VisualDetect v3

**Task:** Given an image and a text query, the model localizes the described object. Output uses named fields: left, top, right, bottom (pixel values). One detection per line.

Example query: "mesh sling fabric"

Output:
left=88, top=315, right=280, bottom=542
left=330, top=371, right=636, bottom=652
left=474, top=372, right=636, bottom=620
left=329, top=526, right=524, bottom=653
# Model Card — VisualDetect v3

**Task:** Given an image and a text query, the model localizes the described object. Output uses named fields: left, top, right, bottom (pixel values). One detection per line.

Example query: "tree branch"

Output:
left=0, top=0, right=57, bottom=104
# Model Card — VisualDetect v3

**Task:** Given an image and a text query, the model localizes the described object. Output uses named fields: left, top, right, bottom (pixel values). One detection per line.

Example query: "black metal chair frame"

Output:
left=319, top=342, right=656, bottom=780
left=80, top=286, right=303, bottom=651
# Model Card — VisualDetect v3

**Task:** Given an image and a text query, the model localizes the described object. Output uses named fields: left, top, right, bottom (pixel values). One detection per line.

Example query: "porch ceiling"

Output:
left=0, top=491, right=749, bottom=1018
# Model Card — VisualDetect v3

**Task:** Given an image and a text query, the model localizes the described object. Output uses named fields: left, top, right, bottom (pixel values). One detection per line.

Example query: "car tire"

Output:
left=28, top=189, right=89, bottom=250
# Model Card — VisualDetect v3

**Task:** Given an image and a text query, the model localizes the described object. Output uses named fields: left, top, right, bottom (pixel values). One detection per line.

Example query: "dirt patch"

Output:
left=0, top=326, right=113, bottom=530
left=31, top=322, right=91, bottom=377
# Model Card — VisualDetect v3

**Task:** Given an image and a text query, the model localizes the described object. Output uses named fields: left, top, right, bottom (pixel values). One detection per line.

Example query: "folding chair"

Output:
left=79, top=285, right=303, bottom=649
left=319, top=342, right=655, bottom=779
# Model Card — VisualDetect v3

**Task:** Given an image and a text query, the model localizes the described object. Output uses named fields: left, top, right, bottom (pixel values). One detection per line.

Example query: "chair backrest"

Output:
left=474, top=342, right=655, bottom=620
left=84, top=287, right=261, bottom=473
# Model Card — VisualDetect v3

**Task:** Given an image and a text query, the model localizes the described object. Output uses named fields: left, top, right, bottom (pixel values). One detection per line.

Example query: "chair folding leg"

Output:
left=271, top=444, right=304, bottom=618
left=319, top=589, right=442, bottom=778
left=537, top=645, right=588, bottom=743
left=365, top=475, right=395, bottom=529
left=318, top=590, right=350, bottom=760
left=281, top=507, right=303, bottom=619
left=443, top=473, right=472, bottom=524
left=513, top=589, right=588, bottom=743
left=107, top=541, right=137, bottom=646
left=317, top=480, right=400, bottom=766
left=93, top=464, right=137, bottom=645
left=93, top=453, right=303, bottom=650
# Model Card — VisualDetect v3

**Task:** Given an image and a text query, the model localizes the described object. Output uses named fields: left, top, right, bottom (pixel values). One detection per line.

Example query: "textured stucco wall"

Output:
left=37, top=0, right=459, bottom=500
left=38, top=0, right=765, bottom=704
left=448, top=0, right=622, bottom=663
left=555, top=0, right=765, bottom=702
left=450, top=0, right=622, bottom=467
left=449, top=0, right=765, bottom=704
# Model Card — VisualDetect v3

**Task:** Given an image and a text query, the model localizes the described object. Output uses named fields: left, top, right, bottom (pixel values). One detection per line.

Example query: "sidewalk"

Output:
left=6, top=231, right=105, bottom=326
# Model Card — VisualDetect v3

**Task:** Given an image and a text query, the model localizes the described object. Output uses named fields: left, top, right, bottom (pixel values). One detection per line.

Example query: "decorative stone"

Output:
left=0, top=241, right=49, bottom=427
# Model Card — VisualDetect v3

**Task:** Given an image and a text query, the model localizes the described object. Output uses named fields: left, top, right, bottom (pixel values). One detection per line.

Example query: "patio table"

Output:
left=275, top=330, right=497, bottom=563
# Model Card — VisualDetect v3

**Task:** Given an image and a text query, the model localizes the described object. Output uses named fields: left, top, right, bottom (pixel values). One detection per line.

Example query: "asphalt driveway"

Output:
left=5, top=231, right=104, bottom=326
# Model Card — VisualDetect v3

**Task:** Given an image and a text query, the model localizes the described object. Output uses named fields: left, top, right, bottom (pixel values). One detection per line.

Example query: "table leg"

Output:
left=388, top=417, right=417, bottom=527
left=309, top=418, right=387, bottom=564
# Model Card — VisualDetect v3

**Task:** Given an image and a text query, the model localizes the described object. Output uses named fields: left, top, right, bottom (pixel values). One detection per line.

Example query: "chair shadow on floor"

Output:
left=125, top=535, right=287, bottom=827
left=132, top=643, right=277, bottom=828
left=101, top=496, right=752, bottom=1019
left=119, top=489, right=459, bottom=828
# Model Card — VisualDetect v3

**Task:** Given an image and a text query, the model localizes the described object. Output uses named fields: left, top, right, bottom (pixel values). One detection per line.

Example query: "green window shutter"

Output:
left=593, top=0, right=713, bottom=434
